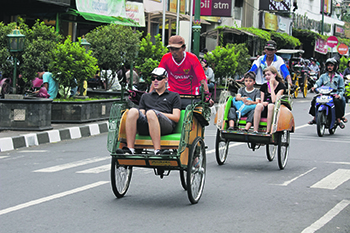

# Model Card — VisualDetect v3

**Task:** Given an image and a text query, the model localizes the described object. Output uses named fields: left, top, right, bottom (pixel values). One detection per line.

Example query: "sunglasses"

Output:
left=266, top=48, right=275, bottom=51
left=151, top=76, right=166, bottom=81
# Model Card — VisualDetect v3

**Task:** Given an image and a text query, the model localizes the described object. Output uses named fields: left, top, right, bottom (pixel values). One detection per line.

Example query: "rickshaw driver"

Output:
left=150, top=35, right=214, bottom=109
left=247, top=40, right=292, bottom=87
left=122, top=68, right=181, bottom=155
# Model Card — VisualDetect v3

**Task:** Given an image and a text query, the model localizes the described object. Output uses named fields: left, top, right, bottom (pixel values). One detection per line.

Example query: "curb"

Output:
left=0, top=121, right=109, bottom=153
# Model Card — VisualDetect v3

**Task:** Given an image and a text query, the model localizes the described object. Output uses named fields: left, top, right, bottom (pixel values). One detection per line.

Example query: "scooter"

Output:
left=308, top=72, right=318, bottom=92
left=315, top=86, right=338, bottom=137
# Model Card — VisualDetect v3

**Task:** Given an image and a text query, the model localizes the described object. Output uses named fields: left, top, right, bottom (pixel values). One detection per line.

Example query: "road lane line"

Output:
left=310, top=169, right=350, bottom=190
left=0, top=181, right=108, bottom=216
left=301, top=199, right=350, bottom=233
left=76, top=164, right=110, bottom=174
left=206, top=142, right=244, bottom=154
left=326, top=161, right=350, bottom=165
left=33, top=157, right=109, bottom=172
left=277, top=167, right=317, bottom=186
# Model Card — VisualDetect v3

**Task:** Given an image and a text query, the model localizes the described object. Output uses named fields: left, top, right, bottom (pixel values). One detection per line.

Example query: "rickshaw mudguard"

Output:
left=274, top=105, right=295, bottom=133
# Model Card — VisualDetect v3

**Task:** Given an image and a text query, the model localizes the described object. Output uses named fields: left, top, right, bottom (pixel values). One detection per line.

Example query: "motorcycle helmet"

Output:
left=151, top=67, right=168, bottom=78
left=325, top=57, right=338, bottom=71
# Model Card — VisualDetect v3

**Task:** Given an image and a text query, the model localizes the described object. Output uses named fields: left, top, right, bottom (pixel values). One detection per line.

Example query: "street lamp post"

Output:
left=81, top=36, right=91, bottom=53
left=7, top=27, right=25, bottom=94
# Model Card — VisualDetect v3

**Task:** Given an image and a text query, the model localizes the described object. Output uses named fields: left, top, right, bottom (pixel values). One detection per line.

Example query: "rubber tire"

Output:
left=180, top=170, right=187, bottom=190
left=302, top=76, right=308, bottom=98
left=277, top=130, right=290, bottom=170
left=294, top=79, right=299, bottom=98
left=266, top=144, right=276, bottom=161
left=215, top=129, right=228, bottom=165
left=187, top=137, right=206, bottom=204
left=111, top=157, right=132, bottom=198
left=317, top=111, right=326, bottom=137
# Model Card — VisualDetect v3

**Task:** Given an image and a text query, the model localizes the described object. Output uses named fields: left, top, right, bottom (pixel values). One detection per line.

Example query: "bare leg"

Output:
left=146, top=110, right=161, bottom=150
left=125, top=108, right=139, bottom=148
left=245, top=122, right=252, bottom=130
left=253, top=103, right=264, bottom=132
left=266, top=103, right=275, bottom=133
left=228, top=120, right=234, bottom=128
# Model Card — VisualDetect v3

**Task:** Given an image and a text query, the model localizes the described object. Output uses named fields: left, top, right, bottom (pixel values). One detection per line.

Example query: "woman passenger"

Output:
left=253, top=66, right=286, bottom=134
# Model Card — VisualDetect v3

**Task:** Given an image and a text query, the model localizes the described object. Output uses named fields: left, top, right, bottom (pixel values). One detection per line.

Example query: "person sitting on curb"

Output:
left=37, top=71, right=59, bottom=99
left=120, top=67, right=181, bottom=155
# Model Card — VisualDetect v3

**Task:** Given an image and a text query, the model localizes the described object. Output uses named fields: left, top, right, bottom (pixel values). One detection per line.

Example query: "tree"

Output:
left=20, top=20, right=62, bottom=89
left=204, top=44, right=240, bottom=85
left=86, top=24, right=141, bottom=89
left=49, top=37, right=98, bottom=98
left=135, top=33, right=167, bottom=85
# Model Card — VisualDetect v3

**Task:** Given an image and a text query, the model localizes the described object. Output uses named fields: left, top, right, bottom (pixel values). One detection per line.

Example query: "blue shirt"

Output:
left=249, top=54, right=290, bottom=85
left=43, top=72, right=59, bottom=99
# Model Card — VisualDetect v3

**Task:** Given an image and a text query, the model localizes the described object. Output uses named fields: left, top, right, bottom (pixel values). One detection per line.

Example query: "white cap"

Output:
left=151, top=67, right=168, bottom=78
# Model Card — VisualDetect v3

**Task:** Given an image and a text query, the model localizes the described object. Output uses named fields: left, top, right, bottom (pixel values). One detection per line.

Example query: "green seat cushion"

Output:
left=134, top=110, right=186, bottom=141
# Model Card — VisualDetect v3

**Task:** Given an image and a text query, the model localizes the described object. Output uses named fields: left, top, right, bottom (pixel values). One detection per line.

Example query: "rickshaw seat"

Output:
left=135, top=110, right=186, bottom=145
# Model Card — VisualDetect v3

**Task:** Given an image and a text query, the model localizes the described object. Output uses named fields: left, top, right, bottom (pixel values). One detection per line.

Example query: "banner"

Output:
left=169, top=0, right=186, bottom=13
left=260, top=12, right=292, bottom=34
left=126, top=1, right=145, bottom=26
left=315, top=38, right=327, bottom=54
left=76, top=0, right=126, bottom=17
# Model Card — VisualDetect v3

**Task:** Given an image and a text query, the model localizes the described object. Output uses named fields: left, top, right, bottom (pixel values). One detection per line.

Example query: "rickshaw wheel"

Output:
left=179, top=170, right=187, bottom=190
left=294, top=79, right=299, bottom=98
left=277, top=130, right=290, bottom=170
left=266, top=144, right=276, bottom=161
left=215, top=129, right=229, bottom=165
left=302, top=77, right=308, bottom=98
left=111, top=157, right=133, bottom=198
left=317, top=111, right=326, bottom=137
left=187, top=137, right=206, bottom=204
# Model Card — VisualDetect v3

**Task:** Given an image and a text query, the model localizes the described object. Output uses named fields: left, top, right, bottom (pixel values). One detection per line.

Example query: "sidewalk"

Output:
left=0, top=121, right=109, bottom=153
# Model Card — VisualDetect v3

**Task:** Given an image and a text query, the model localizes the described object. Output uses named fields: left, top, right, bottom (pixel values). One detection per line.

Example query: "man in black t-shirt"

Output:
left=122, top=68, right=181, bottom=155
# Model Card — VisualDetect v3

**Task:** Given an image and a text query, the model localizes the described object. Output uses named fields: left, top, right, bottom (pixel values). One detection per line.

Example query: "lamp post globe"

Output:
left=81, top=36, right=91, bottom=53
left=7, top=27, right=25, bottom=94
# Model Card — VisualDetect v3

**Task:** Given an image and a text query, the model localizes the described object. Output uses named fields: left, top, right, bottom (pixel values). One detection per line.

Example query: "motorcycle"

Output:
left=308, top=72, right=318, bottom=92
left=314, top=86, right=338, bottom=137
left=344, top=75, right=350, bottom=103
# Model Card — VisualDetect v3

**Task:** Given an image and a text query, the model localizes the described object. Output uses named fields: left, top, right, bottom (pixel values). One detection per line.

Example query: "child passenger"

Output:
left=253, top=66, right=286, bottom=134
left=223, top=71, right=261, bottom=131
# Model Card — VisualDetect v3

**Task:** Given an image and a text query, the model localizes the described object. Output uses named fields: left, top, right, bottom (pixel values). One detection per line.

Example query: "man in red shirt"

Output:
left=151, top=35, right=213, bottom=108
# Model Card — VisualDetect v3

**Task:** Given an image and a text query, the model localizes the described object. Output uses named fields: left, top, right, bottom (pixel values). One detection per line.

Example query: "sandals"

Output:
left=341, top=117, right=348, bottom=123
left=308, top=119, right=316, bottom=125
left=338, top=121, right=345, bottom=129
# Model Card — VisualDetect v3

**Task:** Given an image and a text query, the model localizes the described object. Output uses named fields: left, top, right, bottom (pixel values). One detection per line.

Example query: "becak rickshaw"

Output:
left=214, top=87, right=294, bottom=170
left=107, top=83, right=211, bottom=204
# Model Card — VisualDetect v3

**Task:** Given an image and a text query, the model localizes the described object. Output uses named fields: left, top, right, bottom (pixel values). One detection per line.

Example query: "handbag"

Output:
left=231, top=97, right=256, bottom=119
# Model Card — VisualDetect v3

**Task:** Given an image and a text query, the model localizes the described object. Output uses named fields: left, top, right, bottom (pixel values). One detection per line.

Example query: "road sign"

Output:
left=337, top=43, right=348, bottom=55
left=327, top=36, right=338, bottom=48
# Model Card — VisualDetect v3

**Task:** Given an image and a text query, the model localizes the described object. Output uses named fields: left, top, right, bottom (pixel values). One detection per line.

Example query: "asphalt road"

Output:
left=1, top=93, right=350, bottom=233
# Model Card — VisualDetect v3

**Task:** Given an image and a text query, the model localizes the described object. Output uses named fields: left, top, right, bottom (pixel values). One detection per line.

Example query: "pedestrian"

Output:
left=37, top=71, right=59, bottom=99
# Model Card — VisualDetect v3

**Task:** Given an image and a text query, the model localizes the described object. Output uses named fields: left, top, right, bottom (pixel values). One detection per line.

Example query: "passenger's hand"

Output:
left=311, top=87, right=315, bottom=92
left=334, top=94, right=340, bottom=99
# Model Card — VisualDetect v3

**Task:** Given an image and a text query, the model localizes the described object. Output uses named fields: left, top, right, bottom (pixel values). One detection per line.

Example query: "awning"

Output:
left=147, top=11, right=210, bottom=25
left=69, top=9, right=140, bottom=27
left=201, top=27, right=257, bottom=39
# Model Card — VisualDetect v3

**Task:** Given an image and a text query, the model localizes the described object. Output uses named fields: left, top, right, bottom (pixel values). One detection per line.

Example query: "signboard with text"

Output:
left=315, top=38, right=327, bottom=54
left=326, top=36, right=338, bottom=48
left=194, top=0, right=232, bottom=17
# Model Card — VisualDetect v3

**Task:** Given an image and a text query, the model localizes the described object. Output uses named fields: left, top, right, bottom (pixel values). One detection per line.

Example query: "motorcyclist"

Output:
left=309, top=58, right=320, bottom=78
left=308, top=58, right=347, bottom=128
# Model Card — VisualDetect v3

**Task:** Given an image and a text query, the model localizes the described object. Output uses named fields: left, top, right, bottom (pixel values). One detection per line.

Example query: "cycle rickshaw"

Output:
left=107, top=88, right=211, bottom=204
left=276, top=49, right=307, bottom=98
left=214, top=88, right=295, bottom=170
